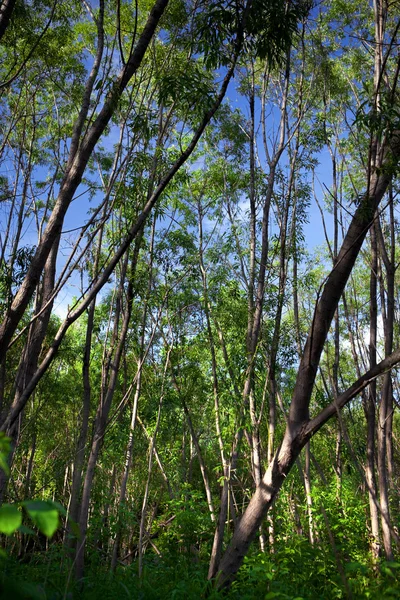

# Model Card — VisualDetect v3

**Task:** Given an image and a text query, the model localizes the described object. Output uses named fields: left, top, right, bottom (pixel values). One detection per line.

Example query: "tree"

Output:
left=0, top=1, right=399, bottom=597
left=215, top=0, right=400, bottom=586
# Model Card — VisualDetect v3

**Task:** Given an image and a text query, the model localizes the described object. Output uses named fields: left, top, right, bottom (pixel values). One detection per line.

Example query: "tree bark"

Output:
left=366, top=221, right=381, bottom=561
left=0, top=237, right=59, bottom=501
left=0, top=0, right=16, bottom=43
left=376, top=218, right=394, bottom=561
left=214, top=129, right=400, bottom=589
left=75, top=254, right=135, bottom=581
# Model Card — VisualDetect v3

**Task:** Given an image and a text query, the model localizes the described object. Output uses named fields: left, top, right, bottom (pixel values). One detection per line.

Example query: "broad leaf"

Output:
left=23, top=501, right=59, bottom=538
left=0, top=504, right=22, bottom=535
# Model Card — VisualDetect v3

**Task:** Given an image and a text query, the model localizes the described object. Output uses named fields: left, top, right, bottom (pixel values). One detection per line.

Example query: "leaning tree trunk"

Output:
left=214, top=127, right=400, bottom=589
left=0, top=239, right=59, bottom=501
left=0, top=0, right=170, bottom=359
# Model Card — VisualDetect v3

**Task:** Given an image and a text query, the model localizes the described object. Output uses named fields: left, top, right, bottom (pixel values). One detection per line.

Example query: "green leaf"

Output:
left=17, top=524, right=36, bottom=535
left=0, top=504, right=22, bottom=535
left=23, top=501, right=59, bottom=537
left=386, top=562, right=400, bottom=569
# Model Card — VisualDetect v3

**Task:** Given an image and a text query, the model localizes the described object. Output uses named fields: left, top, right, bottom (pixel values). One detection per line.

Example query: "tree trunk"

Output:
left=75, top=254, right=135, bottom=581
left=0, top=238, right=59, bottom=501
left=0, top=0, right=170, bottom=360
left=110, top=361, right=143, bottom=571
left=214, top=128, right=400, bottom=589
left=0, top=0, right=17, bottom=42
left=138, top=348, right=171, bottom=577
left=366, top=222, right=381, bottom=561
left=64, top=297, right=95, bottom=550
left=111, top=223, right=152, bottom=570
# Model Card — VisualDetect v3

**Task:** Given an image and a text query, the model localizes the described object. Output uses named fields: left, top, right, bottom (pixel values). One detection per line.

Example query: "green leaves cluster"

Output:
left=0, top=435, right=64, bottom=540
left=0, top=500, right=64, bottom=538
left=194, top=0, right=309, bottom=68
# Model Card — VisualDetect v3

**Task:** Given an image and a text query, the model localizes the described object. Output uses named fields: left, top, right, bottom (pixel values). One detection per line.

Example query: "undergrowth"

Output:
left=0, top=538, right=399, bottom=599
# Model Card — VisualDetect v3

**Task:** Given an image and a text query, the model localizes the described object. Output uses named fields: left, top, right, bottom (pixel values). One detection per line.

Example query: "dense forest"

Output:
left=0, top=0, right=400, bottom=597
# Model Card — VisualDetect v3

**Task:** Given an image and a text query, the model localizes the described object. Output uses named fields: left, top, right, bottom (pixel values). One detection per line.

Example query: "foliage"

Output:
left=0, top=0, right=399, bottom=598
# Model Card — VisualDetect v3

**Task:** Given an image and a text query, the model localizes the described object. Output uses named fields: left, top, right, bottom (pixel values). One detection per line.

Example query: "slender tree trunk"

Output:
left=75, top=253, right=135, bottom=581
left=376, top=192, right=396, bottom=487
left=64, top=297, right=95, bottom=550
left=366, top=222, right=381, bottom=561
left=138, top=348, right=171, bottom=577
left=172, top=372, right=215, bottom=522
left=0, top=238, right=59, bottom=501
left=183, top=396, right=215, bottom=522
left=377, top=254, right=394, bottom=559
left=197, top=203, right=232, bottom=572
left=111, top=360, right=144, bottom=571
left=97, top=465, right=116, bottom=556
left=207, top=309, right=248, bottom=577
left=303, top=443, right=315, bottom=545
left=246, top=75, right=264, bottom=507
left=137, top=415, right=173, bottom=498
left=65, top=200, right=110, bottom=548
left=242, top=56, right=291, bottom=552
left=24, top=427, right=36, bottom=498
left=111, top=224, right=152, bottom=571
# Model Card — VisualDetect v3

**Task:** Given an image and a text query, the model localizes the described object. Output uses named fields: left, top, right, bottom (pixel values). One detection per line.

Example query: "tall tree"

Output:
left=215, top=0, right=400, bottom=584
